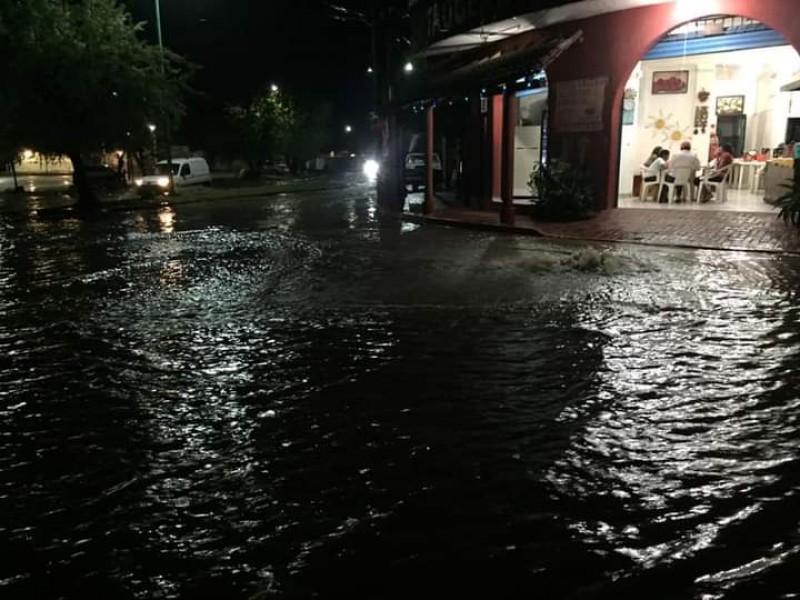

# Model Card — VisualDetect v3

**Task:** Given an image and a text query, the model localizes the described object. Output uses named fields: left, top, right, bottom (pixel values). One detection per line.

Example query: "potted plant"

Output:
left=528, top=159, right=597, bottom=221
left=775, top=180, right=800, bottom=227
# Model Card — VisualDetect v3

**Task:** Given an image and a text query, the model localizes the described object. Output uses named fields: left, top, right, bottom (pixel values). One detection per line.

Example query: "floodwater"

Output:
left=1, top=175, right=799, bottom=599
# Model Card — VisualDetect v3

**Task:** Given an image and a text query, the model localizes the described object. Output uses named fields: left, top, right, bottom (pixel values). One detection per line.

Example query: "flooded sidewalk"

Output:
left=403, top=205, right=800, bottom=255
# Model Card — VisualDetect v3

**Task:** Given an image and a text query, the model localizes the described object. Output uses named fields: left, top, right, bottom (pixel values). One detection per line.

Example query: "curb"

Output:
left=401, top=212, right=800, bottom=256
left=1, top=182, right=350, bottom=216
left=110, top=182, right=350, bottom=211
left=402, top=212, right=547, bottom=237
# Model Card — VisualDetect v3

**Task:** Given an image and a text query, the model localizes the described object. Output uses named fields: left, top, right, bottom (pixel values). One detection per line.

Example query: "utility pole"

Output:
left=154, top=0, right=175, bottom=193
left=370, top=5, right=379, bottom=111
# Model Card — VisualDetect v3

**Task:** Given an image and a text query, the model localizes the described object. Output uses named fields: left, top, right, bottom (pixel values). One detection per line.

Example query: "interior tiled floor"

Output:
left=618, top=187, right=778, bottom=213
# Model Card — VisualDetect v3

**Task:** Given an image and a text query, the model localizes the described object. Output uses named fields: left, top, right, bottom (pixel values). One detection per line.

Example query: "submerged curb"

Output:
left=0, top=180, right=350, bottom=216
left=402, top=212, right=547, bottom=237
left=110, top=181, right=350, bottom=212
left=401, top=210, right=800, bottom=256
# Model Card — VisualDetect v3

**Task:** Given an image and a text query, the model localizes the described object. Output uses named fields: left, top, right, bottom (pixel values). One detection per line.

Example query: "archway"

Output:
left=542, top=0, right=800, bottom=212
left=616, top=15, right=800, bottom=210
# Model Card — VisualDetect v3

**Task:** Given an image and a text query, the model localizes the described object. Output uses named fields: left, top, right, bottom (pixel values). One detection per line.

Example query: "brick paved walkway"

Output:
left=404, top=207, right=800, bottom=254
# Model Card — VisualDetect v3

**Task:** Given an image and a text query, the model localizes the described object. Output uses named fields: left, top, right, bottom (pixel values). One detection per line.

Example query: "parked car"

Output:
left=263, top=160, right=290, bottom=175
left=404, top=152, right=442, bottom=191
left=136, top=157, right=212, bottom=195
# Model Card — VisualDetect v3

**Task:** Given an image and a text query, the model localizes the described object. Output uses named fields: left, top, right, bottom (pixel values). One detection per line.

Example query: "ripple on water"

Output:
left=0, top=196, right=799, bottom=598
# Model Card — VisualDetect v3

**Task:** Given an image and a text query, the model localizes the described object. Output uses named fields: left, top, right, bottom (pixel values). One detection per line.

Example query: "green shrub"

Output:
left=528, top=159, right=596, bottom=221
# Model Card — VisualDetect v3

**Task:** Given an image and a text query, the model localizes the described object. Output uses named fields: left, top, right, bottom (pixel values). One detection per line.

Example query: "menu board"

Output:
left=553, top=77, right=608, bottom=133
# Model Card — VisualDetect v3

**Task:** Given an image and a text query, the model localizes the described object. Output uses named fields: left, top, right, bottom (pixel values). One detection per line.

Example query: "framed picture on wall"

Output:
left=652, top=70, right=689, bottom=94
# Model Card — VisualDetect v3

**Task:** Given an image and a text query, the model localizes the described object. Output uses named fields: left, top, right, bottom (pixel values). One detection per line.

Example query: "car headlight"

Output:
left=363, top=159, right=380, bottom=180
left=135, top=178, right=144, bottom=187
left=157, top=177, right=170, bottom=188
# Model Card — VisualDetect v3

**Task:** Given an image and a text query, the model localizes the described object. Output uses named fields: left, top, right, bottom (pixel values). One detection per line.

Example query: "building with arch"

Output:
left=381, top=0, right=800, bottom=221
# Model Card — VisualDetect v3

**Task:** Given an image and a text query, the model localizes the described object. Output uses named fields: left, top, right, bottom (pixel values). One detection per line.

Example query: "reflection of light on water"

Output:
left=159, top=206, right=176, bottom=233
left=544, top=250, right=794, bottom=579
left=133, top=213, right=149, bottom=233
left=159, top=259, right=184, bottom=286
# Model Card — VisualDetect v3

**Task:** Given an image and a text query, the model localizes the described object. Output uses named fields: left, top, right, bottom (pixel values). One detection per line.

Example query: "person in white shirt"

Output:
left=642, top=149, right=670, bottom=200
left=664, top=141, right=701, bottom=201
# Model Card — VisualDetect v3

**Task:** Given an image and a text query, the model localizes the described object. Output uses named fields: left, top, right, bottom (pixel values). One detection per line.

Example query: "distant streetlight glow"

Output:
left=367, top=67, right=373, bottom=73
left=271, top=83, right=279, bottom=92
left=404, top=62, right=414, bottom=73
left=345, top=125, right=352, bottom=133
left=148, top=124, right=157, bottom=133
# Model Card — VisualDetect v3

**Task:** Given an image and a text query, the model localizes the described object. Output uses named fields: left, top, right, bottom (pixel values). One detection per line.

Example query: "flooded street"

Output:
left=1, top=174, right=799, bottom=599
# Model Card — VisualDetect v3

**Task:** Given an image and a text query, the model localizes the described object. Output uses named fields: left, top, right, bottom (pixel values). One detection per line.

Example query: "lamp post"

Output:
left=154, top=0, right=175, bottom=192
left=148, top=123, right=157, bottom=162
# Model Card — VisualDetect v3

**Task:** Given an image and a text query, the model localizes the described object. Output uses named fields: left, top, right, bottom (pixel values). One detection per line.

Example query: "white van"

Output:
left=136, top=157, right=212, bottom=192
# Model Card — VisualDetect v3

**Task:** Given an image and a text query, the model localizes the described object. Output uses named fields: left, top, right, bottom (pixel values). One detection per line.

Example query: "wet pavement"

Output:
left=1, top=174, right=800, bottom=599
left=0, top=174, right=72, bottom=193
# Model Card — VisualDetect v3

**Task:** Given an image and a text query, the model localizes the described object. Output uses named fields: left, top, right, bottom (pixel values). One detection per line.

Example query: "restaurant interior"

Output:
left=617, top=16, right=800, bottom=212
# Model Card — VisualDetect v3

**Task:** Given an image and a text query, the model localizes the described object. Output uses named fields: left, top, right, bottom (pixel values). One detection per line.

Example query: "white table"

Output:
left=732, top=160, right=766, bottom=191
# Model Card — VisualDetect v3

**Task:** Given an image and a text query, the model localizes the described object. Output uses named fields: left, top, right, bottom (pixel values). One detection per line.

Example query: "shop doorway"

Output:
left=617, top=15, right=800, bottom=212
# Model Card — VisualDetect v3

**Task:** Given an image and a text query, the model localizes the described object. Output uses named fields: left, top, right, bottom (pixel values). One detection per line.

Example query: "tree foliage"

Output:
left=0, top=0, right=191, bottom=205
left=228, top=87, right=332, bottom=175
left=227, top=88, right=296, bottom=174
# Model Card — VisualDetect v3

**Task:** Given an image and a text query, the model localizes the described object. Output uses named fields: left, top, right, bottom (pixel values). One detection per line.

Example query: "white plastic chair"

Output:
left=752, top=164, right=766, bottom=192
left=639, top=168, right=661, bottom=202
left=658, top=166, right=695, bottom=204
left=697, top=166, right=732, bottom=203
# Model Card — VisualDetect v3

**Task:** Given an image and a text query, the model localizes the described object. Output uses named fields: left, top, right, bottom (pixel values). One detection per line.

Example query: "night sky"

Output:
left=121, top=0, right=378, bottom=147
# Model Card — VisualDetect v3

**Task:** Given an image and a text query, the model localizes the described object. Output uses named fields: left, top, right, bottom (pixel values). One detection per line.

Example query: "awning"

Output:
left=780, top=79, right=800, bottom=92
left=395, top=28, right=582, bottom=105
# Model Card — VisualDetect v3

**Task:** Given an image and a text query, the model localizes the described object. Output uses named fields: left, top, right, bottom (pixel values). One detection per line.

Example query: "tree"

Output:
left=0, top=0, right=190, bottom=209
left=227, top=87, right=296, bottom=177
left=228, top=88, right=332, bottom=177
left=285, top=101, right=333, bottom=173
left=0, top=2, right=19, bottom=190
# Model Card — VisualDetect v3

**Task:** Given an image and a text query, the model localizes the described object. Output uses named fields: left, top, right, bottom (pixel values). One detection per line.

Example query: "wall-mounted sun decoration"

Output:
left=646, top=110, right=692, bottom=145
left=645, top=109, right=674, bottom=138
left=666, top=122, right=692, bottom=144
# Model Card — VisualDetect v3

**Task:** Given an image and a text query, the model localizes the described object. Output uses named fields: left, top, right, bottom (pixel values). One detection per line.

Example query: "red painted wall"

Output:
left=491, top=95, right=503, bottom=200
left=544, top=0, right=800, bottom=209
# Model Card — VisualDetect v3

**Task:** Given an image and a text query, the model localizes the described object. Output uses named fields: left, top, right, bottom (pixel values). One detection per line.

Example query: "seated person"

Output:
left=643, top=145, right=663, bottom=168
left=663, top=141, right=701, bottom=201
left=697, top=144, right=734, bottom=202
left=642, top=149, right=670, bottom=200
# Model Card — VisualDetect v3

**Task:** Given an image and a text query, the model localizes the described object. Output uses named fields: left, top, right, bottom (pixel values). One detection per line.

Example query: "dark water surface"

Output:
left=1, top=177, right=799, bottom=599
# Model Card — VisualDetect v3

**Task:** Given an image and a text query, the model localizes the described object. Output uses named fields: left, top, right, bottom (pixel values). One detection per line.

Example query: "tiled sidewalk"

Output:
left=404, top=207, right=800, bottom=255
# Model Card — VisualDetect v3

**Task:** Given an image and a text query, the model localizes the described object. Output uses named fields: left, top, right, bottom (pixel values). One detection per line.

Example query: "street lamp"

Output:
left=153, top=0, right=174, bottom=192
left=147, top=123, right=158, bottom=165
left=271, top=83, right=279, bottom=93
left=404, top=61, right=414, bottom=73
left=345, top=125, right=353, bottom=133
